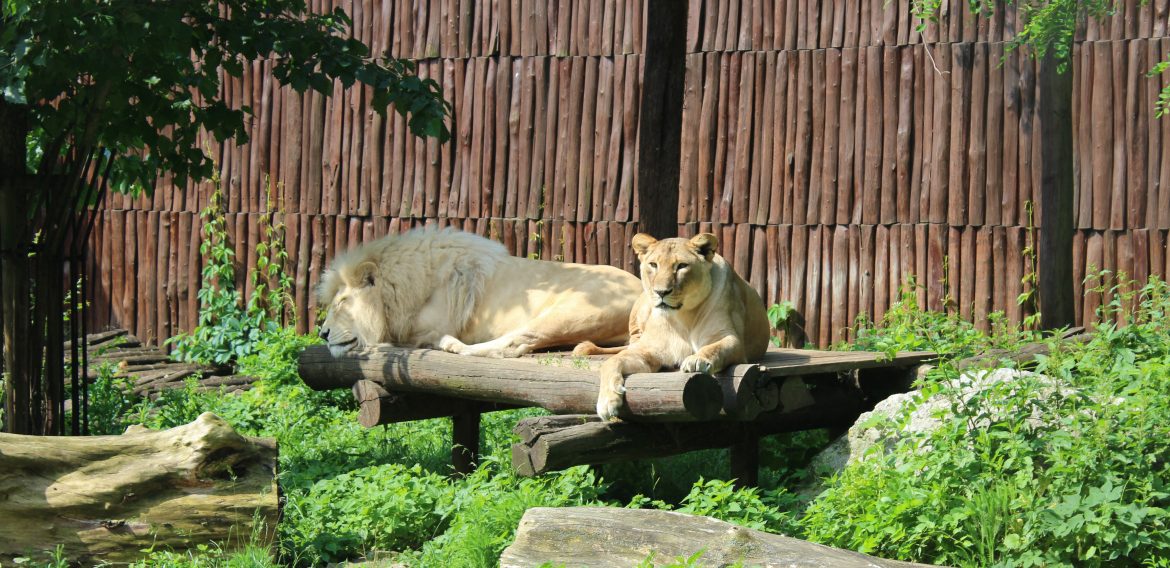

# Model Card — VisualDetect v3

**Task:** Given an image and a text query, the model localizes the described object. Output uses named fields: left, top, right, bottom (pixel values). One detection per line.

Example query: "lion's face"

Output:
left=318, top=261, right=386, bottom=357
left=631, top=233, right=717, bottom=312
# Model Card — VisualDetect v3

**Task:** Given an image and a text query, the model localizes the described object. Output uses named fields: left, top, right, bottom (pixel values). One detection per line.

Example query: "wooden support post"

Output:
left=729, top=433, right=759, bottom=489
left=1036, top=53, right=1075, bottom=329
left=635, top=0, right=687, bottom=238
left=452, top=410, right=481, bottom=476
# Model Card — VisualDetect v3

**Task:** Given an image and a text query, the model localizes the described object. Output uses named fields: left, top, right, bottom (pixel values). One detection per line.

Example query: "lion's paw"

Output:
left=680, top=355, right=715, bottom=374
left=596, top=390, right=625, bottom=422
left=437, top=335, right=466, bottom=354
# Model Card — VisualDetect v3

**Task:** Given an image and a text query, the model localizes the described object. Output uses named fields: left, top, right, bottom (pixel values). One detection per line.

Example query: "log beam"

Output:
left=299, top=345, right=724, bottom=421
left=0, top=413, right=279, bottom=565
left=512, top=374, right=873, bottom=476
left=351, top=379, right=523, bottom=427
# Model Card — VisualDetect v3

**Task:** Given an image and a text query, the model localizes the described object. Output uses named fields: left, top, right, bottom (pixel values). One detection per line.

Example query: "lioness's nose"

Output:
left=654, top=287, right=673, bottom=297
left=319, top=328, right=330, bottom=341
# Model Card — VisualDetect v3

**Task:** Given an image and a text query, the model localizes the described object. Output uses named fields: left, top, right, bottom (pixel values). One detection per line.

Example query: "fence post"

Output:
left=635, top=1, right=687, bottom=240
left=1036, top=54, right=1075, bottom=329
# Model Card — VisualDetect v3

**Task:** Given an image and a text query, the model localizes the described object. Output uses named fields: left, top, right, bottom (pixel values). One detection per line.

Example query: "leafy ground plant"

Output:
left=800, top=275, right=1170, bottom=567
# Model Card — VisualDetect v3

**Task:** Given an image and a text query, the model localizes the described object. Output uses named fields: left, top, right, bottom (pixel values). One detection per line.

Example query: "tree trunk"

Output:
left=500, top=507, right=943, bottom=568
left=0, top=412, right=280, bottom=565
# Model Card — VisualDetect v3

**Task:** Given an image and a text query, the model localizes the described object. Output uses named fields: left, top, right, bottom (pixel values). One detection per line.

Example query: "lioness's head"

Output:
left=631, top=233, right=718, bottom=311
left=317, top=259, right=386, bottom=357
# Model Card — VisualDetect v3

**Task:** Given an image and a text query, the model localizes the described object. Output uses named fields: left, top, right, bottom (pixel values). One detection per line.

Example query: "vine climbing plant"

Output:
left=168, top=174, right=295, bottom=367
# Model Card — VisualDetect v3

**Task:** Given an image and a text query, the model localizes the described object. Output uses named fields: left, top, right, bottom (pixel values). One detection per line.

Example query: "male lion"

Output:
left=584, top=232, right=770, bottom=421
left=317, top=228, right=642, bottom=358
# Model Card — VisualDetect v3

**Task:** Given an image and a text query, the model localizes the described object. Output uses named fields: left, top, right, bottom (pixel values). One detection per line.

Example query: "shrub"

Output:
left=799, top=276, right=1170, bottom=567
left=280, top=464, right=454, bottom=564
left=629, top=477, right=801, bottom=536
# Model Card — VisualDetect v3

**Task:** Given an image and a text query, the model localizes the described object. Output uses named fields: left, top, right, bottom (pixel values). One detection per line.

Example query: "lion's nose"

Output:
left=654, top=287, right=673, bottom=297
left=319, top=328, right=330, bottom=341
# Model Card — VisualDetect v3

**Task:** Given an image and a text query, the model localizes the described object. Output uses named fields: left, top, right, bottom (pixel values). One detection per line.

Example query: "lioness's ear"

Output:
left=690, top=233, right=718, bottom=260
left=353, top=261, right=378, bottom=288
left=631, top=233, right=658, bottom=256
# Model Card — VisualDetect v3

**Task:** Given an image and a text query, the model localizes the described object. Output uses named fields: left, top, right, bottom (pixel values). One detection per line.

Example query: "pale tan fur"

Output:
left=317, top=228, right=643, bottom=359
left=589, top=232, right=770, bottom=421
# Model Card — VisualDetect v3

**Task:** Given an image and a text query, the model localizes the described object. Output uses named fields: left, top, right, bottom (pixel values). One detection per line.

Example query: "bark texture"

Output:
left=0, top=412, right=279, bottom=564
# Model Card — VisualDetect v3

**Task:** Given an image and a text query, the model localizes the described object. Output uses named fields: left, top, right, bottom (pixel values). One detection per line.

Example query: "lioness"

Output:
left=585, top=232, right=770, bottom=421
left=317, top=228, right=642, bottom=358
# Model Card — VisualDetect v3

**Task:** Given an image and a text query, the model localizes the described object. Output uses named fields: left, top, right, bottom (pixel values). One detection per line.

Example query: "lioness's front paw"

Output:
left=596, top=390, right=625, bottom=422
left=437, top=335, right=466, bottom=354
left=680, top=354, right=715, bottom=374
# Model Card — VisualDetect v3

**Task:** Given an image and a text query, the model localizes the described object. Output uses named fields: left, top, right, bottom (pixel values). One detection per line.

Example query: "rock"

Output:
left=500, top=507, right=944, bottom=567
left=805, top=368, right=1074, bottom=496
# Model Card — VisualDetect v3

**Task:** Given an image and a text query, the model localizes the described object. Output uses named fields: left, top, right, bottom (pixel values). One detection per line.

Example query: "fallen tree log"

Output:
left=500, top=507, right=941, bottom=567
left=352, top=380, right=525, bottom=427
left=512, top=374, right=871, bottom=475
left=299, top=345, right=726, bottom=421
left=0, top=413, right=279, bottom=565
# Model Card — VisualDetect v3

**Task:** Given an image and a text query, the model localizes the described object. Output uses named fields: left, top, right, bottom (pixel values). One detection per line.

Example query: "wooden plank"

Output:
left=1126, top=41, right=1147, bottom=229
left=605, top=55, right=627, bottom=222
left=732, top=51, right=757, bottom=225
left=880, top=46, right=898, bottom=224
left=967, top=42, right=987, bottom=226
left=947, top=43, right=971, bottom=227
left=821, top=49, right=841, bottom=225
left=837, top=47, right=857, bottom=224
left=928, top=42, right=951, bottom=223
left=973, top=228, right=992, bottom=330
left=1161, top=38, right=1170, bottom=230
left=577, top=56, right=599, bottom=221
left=808, top=48, right=825, bottom=226
left=830, top=226, right=849, bottom=343
left=1110, top=42, right=1127, bottom=230
left=636, top=2, right=687, bottom=236
left=1147, top=40, right=1162, bottom=230
left=862, top=46, right=882, bottom=224
left=805, top=226, right=822, bottom=345
left=871, top=224, right=885, bottom=323
left=562, top=56, right=585, bottom=219
left=679, top=53, right=702, bottom=224
left=792, top=49, right=812, bottom=225
left=1001, top=45, right=1020, bottom=225
left=592, top=56, right=614, bottom=222
left=1085, top=43, right=1113, bottom=230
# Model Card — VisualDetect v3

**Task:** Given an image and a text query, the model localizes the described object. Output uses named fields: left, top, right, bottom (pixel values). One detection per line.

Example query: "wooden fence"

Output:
left=86, top=0, right=1170, bottom=348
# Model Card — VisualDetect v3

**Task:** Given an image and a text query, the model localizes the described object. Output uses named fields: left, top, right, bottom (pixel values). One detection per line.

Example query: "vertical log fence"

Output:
left=84, top=0, right=1170, bottom=349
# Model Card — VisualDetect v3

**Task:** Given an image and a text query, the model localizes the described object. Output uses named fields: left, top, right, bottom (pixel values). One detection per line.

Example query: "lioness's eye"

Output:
left=676, top=263, right=689, bottom=271
left=648, top=262, right=658, bottom=270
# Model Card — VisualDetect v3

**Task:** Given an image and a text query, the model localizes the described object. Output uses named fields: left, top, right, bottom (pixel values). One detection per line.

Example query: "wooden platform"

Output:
left=298, top=344, right=934, bottom=483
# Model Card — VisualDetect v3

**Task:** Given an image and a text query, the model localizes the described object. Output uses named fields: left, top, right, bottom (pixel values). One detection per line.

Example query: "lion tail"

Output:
left=572, top=340, right=628, bottom=357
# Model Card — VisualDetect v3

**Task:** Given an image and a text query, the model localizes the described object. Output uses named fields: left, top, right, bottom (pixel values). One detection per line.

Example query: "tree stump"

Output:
left=0, top=412, right=279, bottom=565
